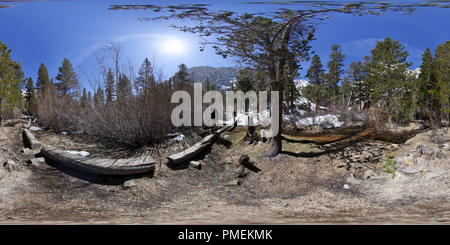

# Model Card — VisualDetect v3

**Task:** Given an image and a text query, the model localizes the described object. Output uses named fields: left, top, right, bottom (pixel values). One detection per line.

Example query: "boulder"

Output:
left=3, top=159, right=17, bottom=172
left=189, top=160, right=201, bottom=169
left=238, top=155, right=250, bottom=165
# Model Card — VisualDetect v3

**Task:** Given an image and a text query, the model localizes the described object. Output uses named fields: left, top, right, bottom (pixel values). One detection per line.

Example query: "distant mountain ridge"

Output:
left=187, top=66, right=239, bottom=88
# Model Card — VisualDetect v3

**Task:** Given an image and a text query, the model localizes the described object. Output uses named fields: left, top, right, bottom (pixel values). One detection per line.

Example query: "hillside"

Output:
left=187, top=66, right=239, bottom=89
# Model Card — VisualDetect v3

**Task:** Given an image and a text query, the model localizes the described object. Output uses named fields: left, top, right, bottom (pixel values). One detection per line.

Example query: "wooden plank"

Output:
left=23, top=129, right=42, bottom=150
left=41, top=145, right=155, bottom=175
left=167, top=126, right=230, bottom=165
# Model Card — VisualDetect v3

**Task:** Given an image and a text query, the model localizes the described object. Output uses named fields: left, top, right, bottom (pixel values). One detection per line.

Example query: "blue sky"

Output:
left=1, top=0, right=450, bottom=91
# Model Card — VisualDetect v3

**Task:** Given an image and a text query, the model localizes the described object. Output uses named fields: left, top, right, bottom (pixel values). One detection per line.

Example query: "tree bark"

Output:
left=263, top=22, right=293, bottom=157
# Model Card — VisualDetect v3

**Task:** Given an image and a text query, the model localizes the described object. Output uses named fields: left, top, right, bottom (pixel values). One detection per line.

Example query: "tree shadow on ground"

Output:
left=281, top=138, right=390, bottom=178
left=38, top=152, right=154, bottom=186
left=242, top=162, right=261, bottom=173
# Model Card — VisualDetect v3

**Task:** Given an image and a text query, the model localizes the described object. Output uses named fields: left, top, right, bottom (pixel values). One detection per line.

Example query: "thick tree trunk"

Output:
left=263, top=87, right=283, bottom=157
left=263, top=22, right=294, bottom=157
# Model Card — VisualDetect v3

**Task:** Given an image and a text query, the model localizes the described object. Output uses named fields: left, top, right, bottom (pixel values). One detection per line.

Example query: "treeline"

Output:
left=0, top=41, right=30, bottom=119
left=300, top=37, right=450, bottom=127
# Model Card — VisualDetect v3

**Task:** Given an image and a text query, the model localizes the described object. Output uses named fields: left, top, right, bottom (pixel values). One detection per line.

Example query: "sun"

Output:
left=162, top=38, right=186, bottom=54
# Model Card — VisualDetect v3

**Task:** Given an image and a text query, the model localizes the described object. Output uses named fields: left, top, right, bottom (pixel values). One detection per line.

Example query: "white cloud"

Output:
left=340, top=37, right=384, bottom=57
left=340, top=37, right=424, bottom=67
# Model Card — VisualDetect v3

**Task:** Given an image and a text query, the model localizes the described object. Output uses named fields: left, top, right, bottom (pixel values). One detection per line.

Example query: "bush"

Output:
left=36, top=85, right=80, bottom=133
left=76, top=86, right=177, bottom=147
left=381, top=155, right=397, bottom=179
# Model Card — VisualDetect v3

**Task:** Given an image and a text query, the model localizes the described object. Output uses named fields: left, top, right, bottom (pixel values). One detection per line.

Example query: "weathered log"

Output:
left=168, top=134, right=215, bottom=165
left=23, top=118, right=31, bottom=129
left=23, top=129, right=42, bottom=150
left=41, top=145, right=156, bottom=175
left=167, top=126, right=230, bottom=165
left=3, top=119, right=21, bottom=127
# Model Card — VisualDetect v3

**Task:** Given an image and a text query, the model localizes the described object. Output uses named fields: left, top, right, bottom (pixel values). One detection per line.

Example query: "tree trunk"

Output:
left=315, top=92, right=319, bottom=114
left=290, top=87, right=294, bottom=114
left=263, top=88, right=283, bottom=157
left=262, top=21, right=295, bottom=157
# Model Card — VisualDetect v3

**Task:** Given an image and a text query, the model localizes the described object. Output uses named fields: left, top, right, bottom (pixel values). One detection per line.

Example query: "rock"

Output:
left=3, top=159, right=17, bottom=172
left=398, top=167, right=428, bottom=174
left=29, top=157, right=45, bottom=164
left=363, top=169, right=376, bottom=179
left=123, top=179, right=136, bottom=188
left=21, top=148, right=33, bottom=155
left=238, top=155, right=250, bottom=165
left=415, top=142, right=431, bottom=155
left=189, top=160, right=201, bottom=169
left=403, top=155, right=414, bottom=166
left=224, top=179, right=240, bottom=186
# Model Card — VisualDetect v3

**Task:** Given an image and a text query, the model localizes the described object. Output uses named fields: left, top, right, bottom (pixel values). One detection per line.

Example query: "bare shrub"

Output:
left=76, top=85, right=177, bottom=148
left=364, top=106, right=391, bottom=130
left=35, top=40, right=197, bottom=149
left=36, top=84, right=80, bottom=133
left=337, top=105, right=366, bottom=125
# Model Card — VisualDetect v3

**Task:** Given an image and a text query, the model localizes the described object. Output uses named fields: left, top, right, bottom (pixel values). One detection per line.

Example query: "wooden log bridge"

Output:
left=41, top=145, right=156, bottom=175
left=167, top=126, right=230, bottom=165
left=23, top=129, right=42, bottom=150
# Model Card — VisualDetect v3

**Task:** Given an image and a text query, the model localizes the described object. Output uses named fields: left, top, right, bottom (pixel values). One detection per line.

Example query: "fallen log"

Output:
left=41, top=145, right=156, bottom=175
left=23, top=118, right=31, bottom=129
left=167, top=126, right=230, bottom=165
left=4, top=119, right=22, bottom=127
left=23, top=129, right=42, bottom=150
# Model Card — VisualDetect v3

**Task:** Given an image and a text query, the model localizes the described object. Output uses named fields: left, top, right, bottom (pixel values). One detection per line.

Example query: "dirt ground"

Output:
left=1, top=121, right=450, bottom=224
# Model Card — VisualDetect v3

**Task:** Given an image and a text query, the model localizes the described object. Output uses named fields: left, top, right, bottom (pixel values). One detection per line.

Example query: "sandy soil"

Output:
left=1, top=122, right=450, bottom=224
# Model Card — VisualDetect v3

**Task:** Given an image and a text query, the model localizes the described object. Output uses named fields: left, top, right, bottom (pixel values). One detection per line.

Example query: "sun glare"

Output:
left=162, top=38, right=186, bottom=54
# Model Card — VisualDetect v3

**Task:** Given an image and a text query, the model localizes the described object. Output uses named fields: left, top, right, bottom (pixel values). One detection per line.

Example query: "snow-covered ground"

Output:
left=212, top=78, right=345, bottom=129
left=284, top=114, right=344, bottom=129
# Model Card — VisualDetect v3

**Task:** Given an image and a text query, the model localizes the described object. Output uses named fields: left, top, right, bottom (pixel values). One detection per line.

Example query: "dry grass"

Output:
left=4, top=120, right=450, bottom=223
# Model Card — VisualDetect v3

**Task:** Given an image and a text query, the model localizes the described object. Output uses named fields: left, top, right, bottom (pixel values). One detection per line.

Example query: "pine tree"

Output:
left=14, top=60, right=27, bottom=109
left=435, top=41, right=450, bottom=119
left=93, top=86, right=105, bottom=105
left=116, top=73, right=132, bottom=103
left=104, top=68, right=115, bottom=103
left=80, top=88, right=87, bottom=108
left=174, top=63, right=192, bottom=91
left=343, top=61, right=366, bottom=109
left=204, top=77, right=211, bottom=92
left=36, top=63, right=50, bottom=92
left=0, top=41, right=22, bottom=117
left=305, top=54, right=325, bottom=114
left=25, top=77, right=37, bottom=113
left=135, top=58, right=155, bottom=95
left=325, top=44, right=345, bottom=104
left=417, top=47, right=439, bottom=120
left=55, top=58, right=79, bottom=98
left=365, top=37, right=413, bottom=124
left=235, top=68, right=255, bottom=93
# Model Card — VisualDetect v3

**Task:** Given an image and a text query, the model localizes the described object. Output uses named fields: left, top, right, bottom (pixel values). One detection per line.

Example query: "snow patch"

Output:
left=293, top=114, right=344, bottom=129
left=65, top=150, right=90, bottom=157
left=167, top=132, right=186, bottom=141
